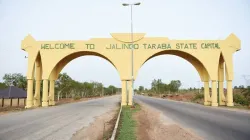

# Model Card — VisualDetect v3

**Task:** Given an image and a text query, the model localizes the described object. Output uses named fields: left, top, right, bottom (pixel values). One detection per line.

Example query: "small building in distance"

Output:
left=0, top=86, right=26, bottom=107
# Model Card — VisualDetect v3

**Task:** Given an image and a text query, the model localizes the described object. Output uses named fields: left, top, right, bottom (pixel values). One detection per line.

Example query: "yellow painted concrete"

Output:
left=227, top=81, right=234, bottom=106
left=49, top=80, right=55, bottom=106
left=204, top=81, right=211, bottom=106
left=211, top=81, right=218, bottom=107
left=121, top=80, right=127, bottom=105
left=21, top=33, right=240, bottom=108
left=34, top=80, right=41, bottom=107
left=127, top=80, right=133, bottom=105
left=26, top=79, right=33, bottom=108
left=34, top=57, right=42, bottom=107
left=42, top=80, right=49, bottom=107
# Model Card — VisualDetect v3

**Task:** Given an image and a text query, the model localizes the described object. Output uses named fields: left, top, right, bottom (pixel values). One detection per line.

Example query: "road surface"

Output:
left=0, top=96, right=119, bottom=140
left=135, top=95, right=250, bottom=140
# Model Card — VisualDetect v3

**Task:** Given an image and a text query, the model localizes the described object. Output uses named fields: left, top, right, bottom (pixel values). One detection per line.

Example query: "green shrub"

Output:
left=148, top=93, right=153, bottom=96
left=234, top=94, right=249, bottom=106
left=73, top=96, right=81, bottom=100
left=192, top=93, right=203, bottom=101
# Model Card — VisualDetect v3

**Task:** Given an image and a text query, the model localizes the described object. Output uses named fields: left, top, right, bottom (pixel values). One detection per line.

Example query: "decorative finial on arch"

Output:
left=225, top=33, right=241, bottom=51
left=21, top=34, right=36, bottom=51
left=25, top=34, right=36, bottom=41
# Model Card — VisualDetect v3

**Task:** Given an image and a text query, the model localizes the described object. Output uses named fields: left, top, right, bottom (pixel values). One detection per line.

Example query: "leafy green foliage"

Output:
left=104, top=85, right=117, bottom=95
left=192, top=93, right=204, bottom=101
left=140, top=79, right=182, bottom=95
left=138, top=86, right=144, bottom=92
left=2, top=73, right=27, bottom=90
left=243, top=87, right=250, bottom=102
left=169, top=80, right=181, bottom=93
left=55, top=73, right=118, bottom=99
left=234, top=94, right=249, bottom=106
left=0, top=82, right=7, bottom=89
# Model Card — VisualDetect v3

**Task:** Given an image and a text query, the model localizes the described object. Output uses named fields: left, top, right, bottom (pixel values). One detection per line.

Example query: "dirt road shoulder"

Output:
left=134, top=102, right=202, bottom=140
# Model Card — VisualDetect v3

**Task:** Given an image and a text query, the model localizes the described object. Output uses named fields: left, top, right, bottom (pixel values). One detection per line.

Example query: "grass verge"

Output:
left=116, top=103, right=140, bottom=140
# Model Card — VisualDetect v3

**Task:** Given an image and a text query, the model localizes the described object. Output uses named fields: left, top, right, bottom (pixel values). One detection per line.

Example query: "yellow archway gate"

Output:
left=21, top=33, right=240, bottom=108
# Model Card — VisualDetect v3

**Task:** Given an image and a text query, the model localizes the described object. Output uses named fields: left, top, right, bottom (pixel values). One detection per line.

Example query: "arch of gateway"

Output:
left=21, top=33, right=240, bottom=108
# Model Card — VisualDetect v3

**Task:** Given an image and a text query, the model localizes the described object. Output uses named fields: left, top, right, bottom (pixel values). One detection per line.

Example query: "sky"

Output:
left=0, top=0, right=249, bottom=89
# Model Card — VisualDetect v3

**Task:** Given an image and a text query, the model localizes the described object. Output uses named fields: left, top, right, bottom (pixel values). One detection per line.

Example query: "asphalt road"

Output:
left=135, top=95, right=250, bottom=140
left=0, top=95, right=119, bottom=140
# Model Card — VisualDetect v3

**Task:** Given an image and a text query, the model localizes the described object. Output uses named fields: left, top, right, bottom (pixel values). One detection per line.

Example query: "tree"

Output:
left=3, top=73, right=27, bottom=90
left=239, top=85, right=245, bottom=89
left=201, top=87, right=204, bottom=91
left=151, top=79, right=166, bottom=94
left=243, top=86, right=250, bottom=105
left=138, top=86, right=144, bottom=92
left=0, top=82, right=7, bottom=89
left=104, top=85, right=117, bottom=96
left=55, top=73, right=74, bottom=98
left=169, top=80, right=181, bottom=93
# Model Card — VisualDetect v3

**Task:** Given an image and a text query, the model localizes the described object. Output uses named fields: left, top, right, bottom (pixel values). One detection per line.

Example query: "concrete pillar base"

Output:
left=227, top=102, right=234, bottom=106
left=128, top=102, right=132, bottom=106
left=121, top=80, right=128, bottom=106
left=26, top=79, right=33, bottom=109
left=33, top=102, right=40, bottom=107
left=219, top=102, right=226, bottom=106
left=121, top=102, right=127, bottom=106
left=33, top=98, right=41, bottom=107
left=49, top=101, right=55, bottom=106
left=204, top=102, right=211, bottom=106
left=42, top=102, right=49, bottom=107
left=25, top=102, right=33, bottom=108
left=211, top=103, right=218, bottom=107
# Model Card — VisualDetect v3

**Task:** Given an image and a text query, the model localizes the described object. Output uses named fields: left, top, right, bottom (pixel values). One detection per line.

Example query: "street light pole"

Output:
left=122, top=2, right=140, bottom=106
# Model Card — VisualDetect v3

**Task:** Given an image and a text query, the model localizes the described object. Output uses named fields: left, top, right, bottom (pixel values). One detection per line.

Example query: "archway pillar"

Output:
left=218, top=81, right=226, bottom=105
left=34, top=80, right=41, bottom=107
left=121, top=80, right=128, bottom=106
left=226, top=80, right=234, bottom=106
left=49, top=80, right=55, bottom=106
left=203, top=81, right=211, bottom=106
left=42, top=79, right=49, bottom=107
left=25, top=79, right=34, bottom=108
left=218, top=61, right=226, bottom=106
left=34, top=60, right=42, bottom=107
left=128, top=80, right=133, bottom=106
left=211, top=80, right=218, bottom=107
left=121, top=79, right=133, bottom=106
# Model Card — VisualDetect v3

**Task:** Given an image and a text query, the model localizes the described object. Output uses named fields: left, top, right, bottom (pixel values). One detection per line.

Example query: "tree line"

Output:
left=137, top=79, right=182, bottom=95
left=0, top=73, right=119, bottom=100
